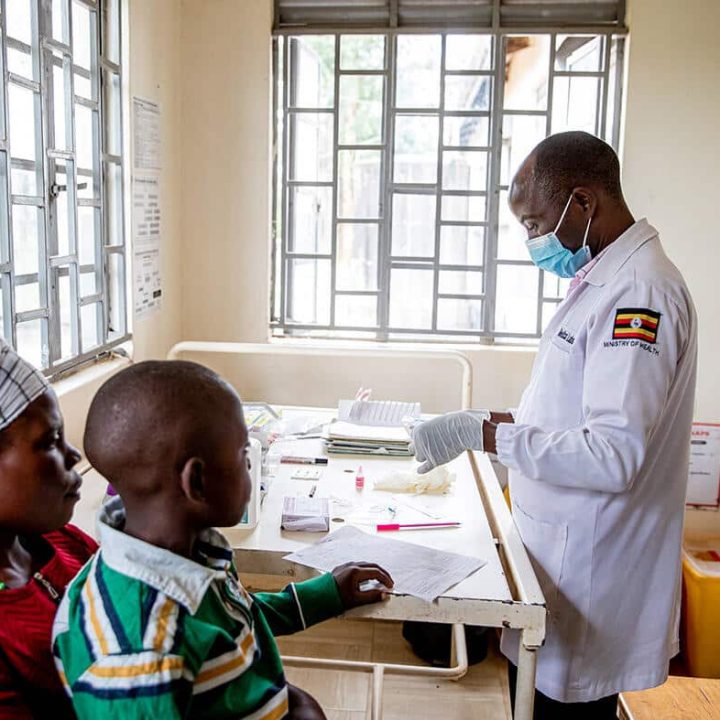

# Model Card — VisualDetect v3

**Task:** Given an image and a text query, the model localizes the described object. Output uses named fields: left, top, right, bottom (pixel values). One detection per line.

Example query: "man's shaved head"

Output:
left=84, top=361, right=244, bottom=496
left=520, top=131, right=622, bottom=207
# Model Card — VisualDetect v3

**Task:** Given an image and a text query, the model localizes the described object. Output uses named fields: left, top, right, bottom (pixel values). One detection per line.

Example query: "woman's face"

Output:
left=0, top=390, right=83, bottom=535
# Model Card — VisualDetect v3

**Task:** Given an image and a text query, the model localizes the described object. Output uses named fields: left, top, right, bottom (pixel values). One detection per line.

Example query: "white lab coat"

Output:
left=496, top=219, right=697, bottom=703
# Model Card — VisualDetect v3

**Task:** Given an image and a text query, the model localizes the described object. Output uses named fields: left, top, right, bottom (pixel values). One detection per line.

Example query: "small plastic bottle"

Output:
left=355, top=466, right=365, bottom=491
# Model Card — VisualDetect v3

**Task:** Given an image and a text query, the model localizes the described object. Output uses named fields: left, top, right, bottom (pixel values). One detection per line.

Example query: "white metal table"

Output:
left=220, top=408, right=546, bottom=720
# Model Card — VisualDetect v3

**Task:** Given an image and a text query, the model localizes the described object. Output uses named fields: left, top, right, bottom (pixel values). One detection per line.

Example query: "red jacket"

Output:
left=0, top=525, right=97, bottom=719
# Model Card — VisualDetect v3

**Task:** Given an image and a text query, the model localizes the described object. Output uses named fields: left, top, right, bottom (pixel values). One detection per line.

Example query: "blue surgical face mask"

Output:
left=525, top=194, right=593, bottom=278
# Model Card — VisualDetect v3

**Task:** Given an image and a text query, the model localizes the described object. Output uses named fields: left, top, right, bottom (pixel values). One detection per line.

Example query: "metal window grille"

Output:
left=0, top=0, right=128, bottom=375
left=271, top=25, right=626, bottom=343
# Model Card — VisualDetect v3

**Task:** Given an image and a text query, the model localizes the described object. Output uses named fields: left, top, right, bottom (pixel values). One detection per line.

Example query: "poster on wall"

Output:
left=132, top=97, right=162, bottom=171
left=687, top=423, right=720, bottom=507
left=132, top=96, right=162, bottom=319
left=133, top=249, right=162, bottom=319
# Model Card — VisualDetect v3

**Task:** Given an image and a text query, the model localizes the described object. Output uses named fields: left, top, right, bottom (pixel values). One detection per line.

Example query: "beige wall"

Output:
left=622, top=0, right=720, bottom=422
left=57, top=0, right=184, bottom=450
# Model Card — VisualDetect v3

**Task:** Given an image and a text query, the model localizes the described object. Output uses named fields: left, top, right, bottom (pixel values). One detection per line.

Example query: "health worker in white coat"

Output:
left=412, top=132, right=697, bottom=720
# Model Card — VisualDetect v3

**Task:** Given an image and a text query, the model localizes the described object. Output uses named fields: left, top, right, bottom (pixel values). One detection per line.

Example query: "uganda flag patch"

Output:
left=612, top=308, right=661, bottom=343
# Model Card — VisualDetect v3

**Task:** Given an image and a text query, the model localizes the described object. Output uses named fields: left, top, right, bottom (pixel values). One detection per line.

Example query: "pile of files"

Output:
left=324, top=400, right=419, bottom=458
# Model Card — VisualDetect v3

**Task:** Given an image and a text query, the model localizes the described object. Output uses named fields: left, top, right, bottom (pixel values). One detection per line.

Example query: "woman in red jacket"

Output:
left=0, top=340, right=97, bottom=718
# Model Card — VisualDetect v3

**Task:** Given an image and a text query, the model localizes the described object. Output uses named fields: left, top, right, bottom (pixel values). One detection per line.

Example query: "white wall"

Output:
left=57, top=0, right=184, bottom=450
left=622, top=0, right=720, bottom=422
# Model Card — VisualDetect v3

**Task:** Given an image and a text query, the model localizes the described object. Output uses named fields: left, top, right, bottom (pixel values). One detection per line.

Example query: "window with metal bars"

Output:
left=271, top=27, right=626, bottom=342
left=0, top=0, right=127, bottom=375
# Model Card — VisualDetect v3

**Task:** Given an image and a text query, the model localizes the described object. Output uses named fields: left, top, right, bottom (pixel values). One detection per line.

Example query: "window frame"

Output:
left=270, top=28, right=627, bottom=344
left=0, top=0, right=129, bottom=376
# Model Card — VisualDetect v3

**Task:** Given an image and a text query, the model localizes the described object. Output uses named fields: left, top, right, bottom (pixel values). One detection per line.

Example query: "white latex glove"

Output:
left=410, top=410, right=491, bottom=474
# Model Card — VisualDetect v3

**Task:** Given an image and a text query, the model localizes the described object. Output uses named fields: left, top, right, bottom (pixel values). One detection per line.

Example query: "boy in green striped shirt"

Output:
left=52, top=361, right=393, bottom=719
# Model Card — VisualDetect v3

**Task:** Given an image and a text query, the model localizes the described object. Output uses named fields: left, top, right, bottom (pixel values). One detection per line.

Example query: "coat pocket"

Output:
left=512, top=499, right=568, bottom=610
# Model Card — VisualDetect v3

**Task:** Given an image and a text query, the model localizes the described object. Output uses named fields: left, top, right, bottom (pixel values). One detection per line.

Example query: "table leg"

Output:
left=371, top=664, right=384, bottom=720
left=514, top=634, right=537, bottom=720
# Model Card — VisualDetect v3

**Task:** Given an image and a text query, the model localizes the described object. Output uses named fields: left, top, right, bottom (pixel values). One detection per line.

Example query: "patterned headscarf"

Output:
left=0, top=339, right=49, bottom=432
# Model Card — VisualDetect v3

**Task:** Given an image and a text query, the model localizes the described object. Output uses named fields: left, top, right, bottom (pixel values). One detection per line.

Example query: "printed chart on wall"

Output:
left=132, top=97, right=162, bottom=319
left=687, top=423, right=720, bottom=507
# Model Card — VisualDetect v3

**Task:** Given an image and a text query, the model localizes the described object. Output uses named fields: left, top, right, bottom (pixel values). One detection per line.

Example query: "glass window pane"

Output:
left=16, top=318, right=46, bottom=369
left=289, top=186, right=332, bottom=254
left=495, top=264, right=539, bottom=334
left=57, top=269, right=75, bottom=360
left=6, top=0, right=33, bottom=44
left=108, top=253, right=126, bottom=338
left=15, top=281, right=40, bottom=312
left=80, top=269, right=98, bottom=296
left=439, top=270, right=483, bottom=295
left=7, top=47, right=33, bottom=79
left=340, top=35, right=384, bottom=71
left=75, top=104, right=97, bottom=171
left=77, top=206, right=99, bottom=265
left=445, top=35, right=493, bottom=71
left=52, top=0, right=70, bottom=45
left=12, top=204, right=42, bottom=274
left=101, top=0, right=120, bottom=65
left=391, top=194, right=436, bottom=257
left=443, top=116, right=489, bottom=148
left=441, top=194, right=486, bottom=222
left=503, top=35, right=550, bottom=112
left=336, top=223, right=378, bottom=291
left=396, top=35, right=441, bottom=109
left=289, top=36, right=335, bottom=109
left=500, top=114, right=546, bottom=186
left=442, top=150, right=487, bottom=192
left=389, top=268, right=433, bottom=329
left=335, top=295, right=377, bottom=328
left=444, top=76, right=491, bottom=112
left=53, top=162, right=74, bottom=257
left=81, top=302, right=101, bottom=352
left=552, top=76, right=600, bottom=135
left=555, top=35, right=603, bottom=72
left=8, top=84, right=38, bottom=161
left=394, top=115, right=439, bottom=184
left=338, top=75, right=383, bottom=145
left=287, top=258, right=331, bottom=325
left=52, top=55, right=72, bottom=150
left=104, top=162, right=123, bottom=246
left=72, top=1, right=93, bottom=70
left=103, top=69, right=122, bottom=156
left=437, top=298, right=483, bottom=331
left=543, top=271, right=570, bottom=300
left=11, top=165, right=40, bottom=196
left=289, top=113, right=333, bottom=182
left=338, top=149, right=380, bottom=219
left=440, top=225, right=484, bottom=266
left=498, top=189, right=529, bottom=261
left=74, top=71, right=92, bottom=100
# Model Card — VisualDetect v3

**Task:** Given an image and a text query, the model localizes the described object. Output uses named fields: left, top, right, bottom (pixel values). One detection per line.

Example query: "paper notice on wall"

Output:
left=132, top=176, right=161, bottom=251
left=133, top=97, right=162, bottom=171
left=134, top=249, right=162, bottom=319
left=687, top=423, right=720, bottom=507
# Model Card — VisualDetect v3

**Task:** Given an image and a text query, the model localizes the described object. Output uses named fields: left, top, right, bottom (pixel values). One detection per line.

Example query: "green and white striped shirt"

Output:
left=52, top=498, right=344, bottom=719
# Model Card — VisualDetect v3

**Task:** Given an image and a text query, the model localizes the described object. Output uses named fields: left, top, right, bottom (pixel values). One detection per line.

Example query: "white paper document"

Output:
left=133, top=97, right=162, bottom=170
left=338, top=399, right=421, bottom=427
left=284, top=525, right=485, bottom=602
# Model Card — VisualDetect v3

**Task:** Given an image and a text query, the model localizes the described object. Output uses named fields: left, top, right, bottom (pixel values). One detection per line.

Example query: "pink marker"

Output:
left=355, top=466, right=365, bottom=491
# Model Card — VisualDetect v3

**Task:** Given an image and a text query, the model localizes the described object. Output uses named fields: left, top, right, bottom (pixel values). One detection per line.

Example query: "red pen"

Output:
left=376, top=522, right=461, bottom=532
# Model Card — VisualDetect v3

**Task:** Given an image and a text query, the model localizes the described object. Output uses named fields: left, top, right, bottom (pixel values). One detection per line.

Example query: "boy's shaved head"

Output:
left=85, top=361, right=246, bottom=501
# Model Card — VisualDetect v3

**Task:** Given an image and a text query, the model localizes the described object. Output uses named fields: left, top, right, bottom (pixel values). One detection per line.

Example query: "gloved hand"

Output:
left=411, top=410, right=490, bottom=474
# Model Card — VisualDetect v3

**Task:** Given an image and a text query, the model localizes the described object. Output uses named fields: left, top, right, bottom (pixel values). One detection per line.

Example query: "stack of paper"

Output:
left=325, top=421, right=412, bottom=457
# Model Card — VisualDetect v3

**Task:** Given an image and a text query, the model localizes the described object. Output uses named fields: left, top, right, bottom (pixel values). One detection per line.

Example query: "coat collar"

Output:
left=584, top=219, right=658, bottom=287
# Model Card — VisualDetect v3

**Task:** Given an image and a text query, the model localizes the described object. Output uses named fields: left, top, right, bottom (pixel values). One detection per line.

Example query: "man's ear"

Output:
left=179, top=457, right=206, bottom=503
left=572, top=187, right=597, bottom=217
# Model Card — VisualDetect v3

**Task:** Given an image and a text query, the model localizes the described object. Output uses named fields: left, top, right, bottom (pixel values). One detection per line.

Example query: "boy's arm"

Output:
left=253, top=574, right=344, bottom=636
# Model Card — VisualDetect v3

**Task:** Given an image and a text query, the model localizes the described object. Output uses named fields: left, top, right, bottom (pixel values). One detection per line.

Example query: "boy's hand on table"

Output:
left=332, top=562, right=394, bottom=608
